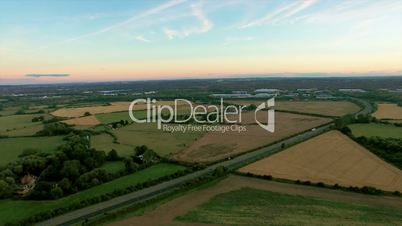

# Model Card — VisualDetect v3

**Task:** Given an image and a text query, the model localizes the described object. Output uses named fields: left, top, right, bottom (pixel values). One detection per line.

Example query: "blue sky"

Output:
left=1, top=0, right=402, bottom=83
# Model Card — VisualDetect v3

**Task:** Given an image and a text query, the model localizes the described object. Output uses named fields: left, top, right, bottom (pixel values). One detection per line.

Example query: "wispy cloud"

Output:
left=133, top=35, right=151, bottom=43
left=240, top=0, right=317, bottom=28
left=223, top=36, right=254, bottom=45
left=163, top=2, right=212, bottom=39
left=26, top=74, right=70, bottom=77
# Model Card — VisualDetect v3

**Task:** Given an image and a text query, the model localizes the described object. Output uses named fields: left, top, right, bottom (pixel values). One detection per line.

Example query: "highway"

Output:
left=37, top=98, right=372, bottom=226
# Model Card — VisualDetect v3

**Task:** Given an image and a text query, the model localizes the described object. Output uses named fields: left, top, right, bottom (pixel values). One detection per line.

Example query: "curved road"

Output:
left=37, top=98, right=372, bottom=226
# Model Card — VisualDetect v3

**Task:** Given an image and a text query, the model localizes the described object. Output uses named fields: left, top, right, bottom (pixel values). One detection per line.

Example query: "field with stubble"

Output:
left=372, top=103, right=402, bottom=120
left=172, top=112, right=332, bottom=163
left=239, top=130, right=402, bottom=192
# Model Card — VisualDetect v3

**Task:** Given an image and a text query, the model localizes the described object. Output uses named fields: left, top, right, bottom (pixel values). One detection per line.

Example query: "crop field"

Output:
left=0, top=136, right=65, bottom=166
left=239, top=130, right=402, bottom=192
left=111, top=175, right=402, bottom=226
left=227, top=100, right=360, bottom=117
left=0, top=163, right=186, bottom=225
left=172, top=112, right=332, bottom=163
left=113, top=123, right=204, bottom=156
left=51, top=101, right=188, bottom=118
left=96, top=107, right=192, bottom=124
left=0, top=107, right=20, bottom=116
left=63, top=115, right=101, bottom=126
left=372, top=103, right=402, bottom=120
left=0, top=114, right=44, bottom=137
left=91, top=133, right=134, bottom=157
left=177, top=187, right=402, bottom=225
left=349, top=123, right=402, bottom=139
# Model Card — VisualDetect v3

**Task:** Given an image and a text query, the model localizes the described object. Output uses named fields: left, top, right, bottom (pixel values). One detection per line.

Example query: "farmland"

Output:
left=91, top=133, right=134, bottom=157
left=113, top=123, right=204, bottom=156
left=178, top=187, right=402, bottom=225
left=349, top=123, right=402, bottom=139
left=0, top=114, right=44, bottom=137
left=239, top=130, right=402, bottom=192
left=372, top=103, right=402, bottom=120
left=111, top=175, right=402, bottom=226
left=63, top=115, right=101, bottom=126
left=0, top=163, right=186, bottom=225
left=0, top=136, right=65, bottom=166
left=227, top=100, right=360, bottom=117
left=172, top=112, right=332, bottom=163
left=51, top=101, right=188, bottom=118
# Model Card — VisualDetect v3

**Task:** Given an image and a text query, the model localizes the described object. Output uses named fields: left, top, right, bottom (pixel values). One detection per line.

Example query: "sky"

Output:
left=1, top=0, right=402, bottom=84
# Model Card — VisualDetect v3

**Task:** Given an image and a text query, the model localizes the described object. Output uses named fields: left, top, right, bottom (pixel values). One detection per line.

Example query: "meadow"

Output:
left=100, top=161, right=126, bottom=174
left=239, top=131, right=402, bottom=192
left=0, top=163, right=186, bottom=225
left=177, top=187, right=402, bottom=225
left=349, top=123, right=402, bottom=139
left=113, top=123, right=204, bottom=157
left=91, top=133, right=134, bottom=157
left=0, top=114, right=44, bottom=137
left=0, top=136, right=65, bottom=166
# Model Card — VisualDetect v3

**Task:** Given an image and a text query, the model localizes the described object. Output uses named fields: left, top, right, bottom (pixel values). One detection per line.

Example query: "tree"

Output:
left=84, top=112, right=91, bottom=116
left=106, top=149, right=120, bottom=161
left=50, top=186, right=64, bottom=199
left=61, top=160, right=82, bottom=180
left=0, top=180, right=12, bottom=198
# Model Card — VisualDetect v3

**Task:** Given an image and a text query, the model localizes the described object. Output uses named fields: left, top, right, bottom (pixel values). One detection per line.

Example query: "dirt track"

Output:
left=111, top=175, right=402, bottom=226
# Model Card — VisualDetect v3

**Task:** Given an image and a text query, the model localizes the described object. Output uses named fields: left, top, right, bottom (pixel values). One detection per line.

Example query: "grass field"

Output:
left=100, top=161, right=125, bottom=174
left=373, top=103, right=402, bottom=120
left=239, top=130, right=402, bottom=192
left=0, top=136, right=65, bottom=166
left=172, top=112, right=332, bottom=163
left=0, top=163, right=186, bottom=225
left=177, top=187, right=402, bottom=225
left=91, top=133, right=139, bottom=157
left=0, top=114, right=44, bottom=137
left=111, top=175, right=402, bottom=226
left=227, top=100, right=360, bottom=117
left=349, top=123, right=402, bottom=139
left=113, top=123, right=204, bottom=156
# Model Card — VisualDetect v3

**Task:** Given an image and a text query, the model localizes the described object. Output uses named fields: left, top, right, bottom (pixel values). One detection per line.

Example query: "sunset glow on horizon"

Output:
left=1, top=0, right=402, bottom=84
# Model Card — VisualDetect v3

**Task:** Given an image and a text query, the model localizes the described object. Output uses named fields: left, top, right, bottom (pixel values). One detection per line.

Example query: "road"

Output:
left=37, top=98, right=372, bottom=226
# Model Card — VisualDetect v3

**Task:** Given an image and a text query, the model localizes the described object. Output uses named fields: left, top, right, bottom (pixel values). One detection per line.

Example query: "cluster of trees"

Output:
left=123, top=145, right=160, bottom=173
left=335, top=114, right=374, bottom=129
left=110, top=120, right=129, bottom=129
left=32, top=116, right=45, bottom=122
left=355, top=136, right=402, bottom=169
left=35, top=122, right=74, bottom=136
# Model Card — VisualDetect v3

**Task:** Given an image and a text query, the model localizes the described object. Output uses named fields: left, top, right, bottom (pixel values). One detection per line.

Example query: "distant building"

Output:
left=296, top=88, right=316, bottom=92
left=338, top=89, right=366, bottom=93
left=232, top=91, right=248, bottom=94
left=144, top=91, right=157, bottom=95
left=254, top=93, right=277, bottom=98
left=254, top=89, right=281, bottom=93
left=210, top=93, right=253, bottom=98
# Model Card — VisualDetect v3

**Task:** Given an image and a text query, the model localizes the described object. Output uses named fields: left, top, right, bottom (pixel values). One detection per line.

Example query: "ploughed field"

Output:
left=172, top=112, right=332, bottom=163
left=372, top=103, right=402, bottom=120
left=239, top=130, right=402, bottom=192
left=227, top=100, right=360, bottom=117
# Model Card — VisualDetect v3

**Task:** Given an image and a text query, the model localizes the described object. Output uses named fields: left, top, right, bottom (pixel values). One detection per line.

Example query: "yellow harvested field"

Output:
left=228, top=100, right=360, bottom=117
left=239, top=130, right=402, bottom=192
left=51, top=101, right=185, bottom=118
left=372, top=103, right=402, bottom=120
left=63, top=115, right=101, bottom=126
left=172, top=112, right=331, bottom=163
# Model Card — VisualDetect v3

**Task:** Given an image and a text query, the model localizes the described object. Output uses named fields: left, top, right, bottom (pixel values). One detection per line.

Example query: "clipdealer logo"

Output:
left=128, top=98, right=275, bottom=133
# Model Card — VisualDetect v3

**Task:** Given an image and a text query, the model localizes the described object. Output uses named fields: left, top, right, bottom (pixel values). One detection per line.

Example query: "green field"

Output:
left=113, top=123, right=204, bottom=156
left=349, top=123, right=402, bottom=139
left=91, top=133, right=134, bottom=157
left=177, top=187, right=402, bottom=225
left=96, top=108, right=192, bottom=124
left=0, top=114, right=45, bottom=137
left=0, top=136, right=65, bottom=166
left=100, top=161, right=125, bottom=174
left=0, top=163, right=186, bottom=225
